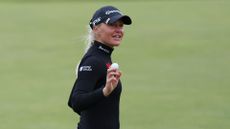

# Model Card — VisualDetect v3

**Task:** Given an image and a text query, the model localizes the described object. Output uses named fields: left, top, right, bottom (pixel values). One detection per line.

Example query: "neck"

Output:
left=94, top=40, right=114, bottom=48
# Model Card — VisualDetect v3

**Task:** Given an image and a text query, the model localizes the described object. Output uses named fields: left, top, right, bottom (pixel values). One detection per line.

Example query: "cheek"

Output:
left=97, top=29, right=107, bottom=39
left=103, top=29, right=113, bottom=39
left=101, top=32, right=110, bottom=41
left=121, top=30, right=124, bottom=37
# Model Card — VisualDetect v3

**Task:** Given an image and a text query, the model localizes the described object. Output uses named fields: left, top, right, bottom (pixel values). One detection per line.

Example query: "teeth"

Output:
left=113, top=35, right=121, bottom=38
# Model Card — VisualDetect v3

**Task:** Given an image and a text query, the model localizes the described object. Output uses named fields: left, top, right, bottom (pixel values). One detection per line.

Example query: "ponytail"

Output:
left=75, top=25, right=95, bottom=77
left=84, top=25, right=95, bottom=53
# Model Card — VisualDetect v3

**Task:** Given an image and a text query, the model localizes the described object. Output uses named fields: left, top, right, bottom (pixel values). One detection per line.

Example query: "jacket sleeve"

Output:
left=69, top=57, right=106, bottom=113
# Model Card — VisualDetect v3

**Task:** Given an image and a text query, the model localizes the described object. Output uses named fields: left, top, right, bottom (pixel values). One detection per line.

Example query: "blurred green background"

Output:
left=0, top=0, right=230, bottom=129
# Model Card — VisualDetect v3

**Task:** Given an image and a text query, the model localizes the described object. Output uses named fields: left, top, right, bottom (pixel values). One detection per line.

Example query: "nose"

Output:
left=115, top=26, right=123, bottom=33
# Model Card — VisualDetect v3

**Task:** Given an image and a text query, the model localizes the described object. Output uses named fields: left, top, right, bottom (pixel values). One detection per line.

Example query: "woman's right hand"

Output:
left=103, top=68, right=122, bottom=97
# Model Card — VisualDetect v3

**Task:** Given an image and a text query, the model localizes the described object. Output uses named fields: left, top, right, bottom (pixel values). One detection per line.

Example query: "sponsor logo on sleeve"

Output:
left=79, top=66, right=92, bottom=72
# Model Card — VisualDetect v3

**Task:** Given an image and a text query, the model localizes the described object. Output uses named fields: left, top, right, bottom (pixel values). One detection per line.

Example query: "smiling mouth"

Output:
left=112, top=35, right=122, bottom=40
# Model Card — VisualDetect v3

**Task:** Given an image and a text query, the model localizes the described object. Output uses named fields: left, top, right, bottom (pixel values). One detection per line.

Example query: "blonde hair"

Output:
left=84, top=25, right=95, bottom=53
left=75, top=25, right=95, bottom=77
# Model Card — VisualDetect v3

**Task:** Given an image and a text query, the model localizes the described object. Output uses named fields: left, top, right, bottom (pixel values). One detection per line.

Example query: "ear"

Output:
left=93, top=23, right=103, bottom=33
left=93, top=25, right=99, bottom=33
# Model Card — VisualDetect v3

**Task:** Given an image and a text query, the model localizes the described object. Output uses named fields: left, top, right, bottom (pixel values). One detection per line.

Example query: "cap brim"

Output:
left=109, top=15, right=132, bottom=25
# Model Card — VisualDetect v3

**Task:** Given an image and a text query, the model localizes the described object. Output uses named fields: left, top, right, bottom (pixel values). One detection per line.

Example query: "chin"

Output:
left=112, top=40, right=122, bottom=46
left=113, top=44, right=120, bottom=47
left=111, top=43, right=121, bottom=47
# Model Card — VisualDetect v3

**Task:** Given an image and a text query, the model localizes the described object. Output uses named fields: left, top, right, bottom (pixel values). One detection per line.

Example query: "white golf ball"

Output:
left=110, top=63, right=119, bottom=70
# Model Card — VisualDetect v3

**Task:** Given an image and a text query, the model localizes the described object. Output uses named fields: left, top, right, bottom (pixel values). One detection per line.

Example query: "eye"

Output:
left=108, top=23, right=115, bottom=27
left=118, top=23, right=124, bottom=28
left=109, top=21, right=124, bottom=28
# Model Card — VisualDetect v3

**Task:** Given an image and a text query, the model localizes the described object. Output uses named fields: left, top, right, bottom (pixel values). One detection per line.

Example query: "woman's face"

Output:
left=93, top=20, right=124, bottom=47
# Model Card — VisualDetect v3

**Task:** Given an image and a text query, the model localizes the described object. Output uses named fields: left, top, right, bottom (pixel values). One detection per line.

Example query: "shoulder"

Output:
left=81, top=55, right=102, bottom=66
left=77, top=55, right=105, bottom=80
left=79, top=55, right=103, bottom=73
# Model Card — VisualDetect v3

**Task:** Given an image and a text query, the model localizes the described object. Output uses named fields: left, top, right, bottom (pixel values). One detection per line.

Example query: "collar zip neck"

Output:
left=93, top=41, right=114, bottom=55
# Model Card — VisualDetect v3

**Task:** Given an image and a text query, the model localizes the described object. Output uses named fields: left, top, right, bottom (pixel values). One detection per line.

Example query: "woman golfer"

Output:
left=68, top=5, right=132, bottom=129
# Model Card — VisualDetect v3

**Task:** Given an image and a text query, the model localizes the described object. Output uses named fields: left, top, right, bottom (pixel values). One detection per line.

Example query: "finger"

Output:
left=111, top=71, right=122, bottom=79
left=107, top=71, right=117, bottom=78
left=107, top=68, right=117, bottom=73
left=106, top=76, right=116, bottom=84
left=115, top=71, right=122, bottom=79
left=108, top=70, right=121, bottom=77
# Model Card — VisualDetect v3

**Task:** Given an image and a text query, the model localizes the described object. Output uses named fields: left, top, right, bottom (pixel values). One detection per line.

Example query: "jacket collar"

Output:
left=93, top=40, right=114, bottom=55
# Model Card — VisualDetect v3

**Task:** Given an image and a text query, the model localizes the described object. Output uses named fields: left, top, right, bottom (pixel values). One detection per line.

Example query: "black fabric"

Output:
left=68, top=41, right=122, bottom=129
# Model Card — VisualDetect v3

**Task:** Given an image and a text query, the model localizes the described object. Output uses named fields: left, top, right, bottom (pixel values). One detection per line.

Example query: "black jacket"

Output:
left=68, top=41, right=122, bottom=129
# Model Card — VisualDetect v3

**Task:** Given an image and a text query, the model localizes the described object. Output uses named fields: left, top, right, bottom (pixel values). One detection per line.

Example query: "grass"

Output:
left=0, top=1, right=230, bottom=129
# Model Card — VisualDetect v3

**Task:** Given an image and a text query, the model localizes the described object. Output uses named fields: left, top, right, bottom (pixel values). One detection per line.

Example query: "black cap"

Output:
left=89, top=6, right=132, bottom=29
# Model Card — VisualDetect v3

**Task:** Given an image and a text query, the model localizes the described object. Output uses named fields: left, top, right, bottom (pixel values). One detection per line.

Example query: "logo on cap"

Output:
left=105, top=10, right=123, bottom=15
left=92, top=17, right=102, bottom=26
left=105, top=18, right=110, bottom=24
